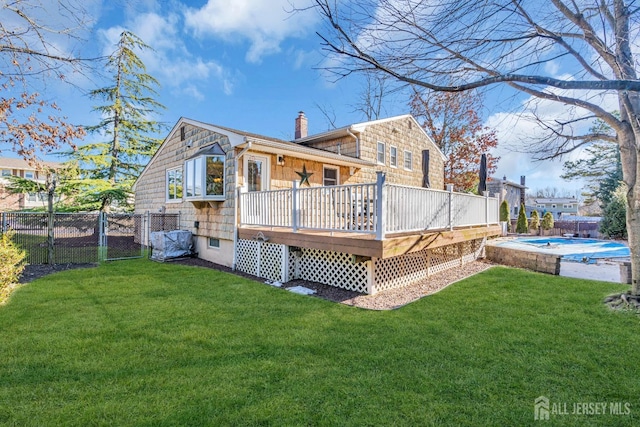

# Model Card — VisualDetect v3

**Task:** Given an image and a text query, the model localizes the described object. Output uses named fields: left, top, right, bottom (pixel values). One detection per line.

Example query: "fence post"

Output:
left=47, top=210, right=54, bottom=265
left=292, top=180, right=299, bottom=232
left=484, top=191, right=489, bottom=227
left=1, top=212, right=5, bottom=234
left=375, top=171, right=386, bottom=240
left=98, top=212, right=105, bottom=262
left=146, top=210, right=150, bottom=247
left=447, top=184, right=454, bottom=231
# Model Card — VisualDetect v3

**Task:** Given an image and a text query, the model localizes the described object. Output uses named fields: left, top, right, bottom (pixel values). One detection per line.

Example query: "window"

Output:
left=514, top=206, right=519, bottom=215
left=403, top=150, right=413, bottom=170
left=166, top=167, right=183, bottom=201
left=323, top=166, right=339, bottom=186
left=536, top=204, right=545, bottom=208
left=563, top=204, right=573, bottom=209
left=377, top=142, right=385, bottom=164
left=27, top=192, right=38, bottom=202
left=24, top=171, right=34, bottom=179
left=390, top=146, right=397, bottom=168
left=208, top=238, right=220, bottom=248
left=1, top=169, right=11, bottom=177
left=184, top=143, right=226, bottom=201
left=551, top=204, right=557, bottom=209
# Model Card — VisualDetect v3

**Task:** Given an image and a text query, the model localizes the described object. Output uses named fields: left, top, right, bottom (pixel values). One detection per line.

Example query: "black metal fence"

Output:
left=1, top=212, right=181, bottom=264
left=509, top=218, right=602, bottom=238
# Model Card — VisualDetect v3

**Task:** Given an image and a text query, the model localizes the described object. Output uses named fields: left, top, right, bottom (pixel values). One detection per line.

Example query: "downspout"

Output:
left=346, top=128, right=360, bottom=158
left=232, top=139, right=252, bottom=270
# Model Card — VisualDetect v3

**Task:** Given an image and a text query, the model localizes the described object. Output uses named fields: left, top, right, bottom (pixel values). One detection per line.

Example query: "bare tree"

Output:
left=0, top=0, right=94, bottom=162
left=312, top=0, right=640, bottom=297
left=353, top=71, right=387, bottom=121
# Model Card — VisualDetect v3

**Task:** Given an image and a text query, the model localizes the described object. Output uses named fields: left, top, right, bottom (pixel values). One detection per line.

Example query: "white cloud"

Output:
left=184, top=0, right=319, bottom=63
left=98, top=12, right=236, bottom=97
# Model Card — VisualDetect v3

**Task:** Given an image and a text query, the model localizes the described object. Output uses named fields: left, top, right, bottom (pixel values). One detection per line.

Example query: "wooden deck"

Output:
left=238, top=224, right=502, bottom=259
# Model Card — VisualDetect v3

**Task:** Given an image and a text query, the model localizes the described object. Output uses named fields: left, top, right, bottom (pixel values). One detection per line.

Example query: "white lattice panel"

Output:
left=428, top=244, right=461, bottom=275
left=298, top=248, right=369, bottom=293
left=374, top=251, right=428, bottom=292
left=236, top=239, right=259, bottom=276
left=259, top=242, right=284, bottom=282
left=288, top=251, right=297, bottom=280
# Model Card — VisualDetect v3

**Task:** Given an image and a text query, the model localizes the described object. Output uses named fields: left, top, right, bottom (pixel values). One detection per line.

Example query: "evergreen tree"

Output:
left=541, top=212, right=554, bottom=232
left=499, top=200, right=509, bottom=222
left=530, top=210, right=540, bottom=233
left=600, top=184, right=628, bottom=239
left=68, top=31, right=165, bottom=211
left=516, top=204, right=528, bottom=234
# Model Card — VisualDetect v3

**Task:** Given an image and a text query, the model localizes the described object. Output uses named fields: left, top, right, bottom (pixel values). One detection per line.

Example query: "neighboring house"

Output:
left=0, top=157, right=61, bottom=211
left=530, top=197, right=580, bottom=219
left=486, top=175, right=527, bottom=218
left=134, top=113, right=501, bottom=294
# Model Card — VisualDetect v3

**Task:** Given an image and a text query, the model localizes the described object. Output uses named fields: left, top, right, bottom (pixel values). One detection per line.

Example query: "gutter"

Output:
left=232, top=139, right=252, bottom=270
left=346, top=127, right=360, bottom=158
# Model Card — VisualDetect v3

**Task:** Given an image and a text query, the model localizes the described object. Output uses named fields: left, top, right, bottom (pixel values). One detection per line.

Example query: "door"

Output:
left=245, top=154, right=270, bottom=192
left=244, top=154, right=270, bottom=224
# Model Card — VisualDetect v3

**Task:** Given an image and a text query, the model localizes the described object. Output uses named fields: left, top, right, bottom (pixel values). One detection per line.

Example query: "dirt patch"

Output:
left=19, top=263, right=98, bottom=283
left=171, top=256, right=494, bottom=310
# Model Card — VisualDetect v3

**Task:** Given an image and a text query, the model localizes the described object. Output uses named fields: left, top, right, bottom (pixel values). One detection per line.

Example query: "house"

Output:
left=0, top=157, right=61, bottom=211
left=133, top=113, right=501, bottom=294
left=486, top=175, right=527, bottom=218
left=530, top=197, right=580, bottom=219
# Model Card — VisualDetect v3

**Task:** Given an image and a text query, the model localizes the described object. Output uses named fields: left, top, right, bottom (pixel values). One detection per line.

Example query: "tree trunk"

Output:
left=619, top=127, right=640, bottom=295
left=46, top=177, right=56, bottom=265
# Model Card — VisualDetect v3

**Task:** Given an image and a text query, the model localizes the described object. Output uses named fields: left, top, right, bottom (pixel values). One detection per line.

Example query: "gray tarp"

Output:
left=150, top=230, right=194, bottom=261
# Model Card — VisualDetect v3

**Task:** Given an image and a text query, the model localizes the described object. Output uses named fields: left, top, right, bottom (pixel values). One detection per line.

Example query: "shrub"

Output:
left=0, top=231, right=26, bottom=303
left=600, top=184, right=627, bottom=239
left=516, top=204, right=528, bottom=233
left=541, top=212, right=554, bottom=231
left=499, top=200, right=510, bottom=222
left=530, top=210, right=540, bottom=232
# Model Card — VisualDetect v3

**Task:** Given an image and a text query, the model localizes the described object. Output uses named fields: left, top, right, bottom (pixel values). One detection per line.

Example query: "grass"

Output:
left=0, top=259, right=639, bottom=426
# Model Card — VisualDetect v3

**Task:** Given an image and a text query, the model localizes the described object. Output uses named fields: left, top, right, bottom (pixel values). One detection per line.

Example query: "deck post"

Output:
left=375, top=171, right=386, bottom=240
left=484, top=191, right=489, bottom=227
left=292, top=180, right=299, bottom=232
left=447, top=184, right=454, bottom=231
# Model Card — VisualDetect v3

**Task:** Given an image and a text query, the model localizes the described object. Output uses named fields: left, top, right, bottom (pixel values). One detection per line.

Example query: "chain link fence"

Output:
left=1, top=211, right=181, bottom=264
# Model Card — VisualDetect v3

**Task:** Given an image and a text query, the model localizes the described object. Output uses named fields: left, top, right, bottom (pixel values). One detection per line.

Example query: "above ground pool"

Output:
left=495, top=237, right=629, bottom=263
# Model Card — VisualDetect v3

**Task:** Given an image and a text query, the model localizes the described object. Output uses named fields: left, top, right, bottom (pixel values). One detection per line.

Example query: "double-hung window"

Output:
left=390, top=146, right=397, bottom=168
left=166, top=167, right=183, bottom=201
left=377, top=142, right=385, bottom=164
left=404, top=150, right=413, bottom=170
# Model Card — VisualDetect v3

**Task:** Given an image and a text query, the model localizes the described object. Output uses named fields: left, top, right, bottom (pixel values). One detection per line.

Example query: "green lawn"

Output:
left=0, top=260, right=638, bottom=426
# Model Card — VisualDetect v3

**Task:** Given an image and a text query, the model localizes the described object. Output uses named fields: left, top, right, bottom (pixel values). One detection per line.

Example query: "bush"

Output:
left=500, top=200, right=510, bottom=222
left=600, top=184, right=627, bottom=239
left=0, top=231, right=26, bottom=303
left=541, top=212, right=554, bottom=231
left=516, top=204, right=528, bottom=233
left=530, top=210, right=540, bottom=232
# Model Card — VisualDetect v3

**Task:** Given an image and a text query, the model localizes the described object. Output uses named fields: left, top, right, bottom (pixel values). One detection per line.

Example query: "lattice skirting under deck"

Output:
left=372, top=238, right=486, bottom=293
left=235, top=237, right=485, bottom=295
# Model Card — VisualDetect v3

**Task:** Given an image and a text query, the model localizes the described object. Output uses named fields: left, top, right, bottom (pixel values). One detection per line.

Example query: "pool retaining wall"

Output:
left=485, top=245, right=561, bottom=275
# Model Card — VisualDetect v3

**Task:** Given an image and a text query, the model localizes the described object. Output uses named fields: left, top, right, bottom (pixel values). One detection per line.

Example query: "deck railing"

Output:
left=239, top=172, right=499, bottom=240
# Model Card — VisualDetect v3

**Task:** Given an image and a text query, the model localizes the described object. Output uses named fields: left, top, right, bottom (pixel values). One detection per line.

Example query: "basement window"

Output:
left=184, top=143, right=226, bottom=202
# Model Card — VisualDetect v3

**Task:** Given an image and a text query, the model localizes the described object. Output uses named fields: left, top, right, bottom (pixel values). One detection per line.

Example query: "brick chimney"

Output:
left=295, top=111, right=308, bottom=139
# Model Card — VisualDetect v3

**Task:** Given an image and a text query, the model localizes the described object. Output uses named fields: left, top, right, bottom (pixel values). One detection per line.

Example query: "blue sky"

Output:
left=6, top=0, right=588, bottom=195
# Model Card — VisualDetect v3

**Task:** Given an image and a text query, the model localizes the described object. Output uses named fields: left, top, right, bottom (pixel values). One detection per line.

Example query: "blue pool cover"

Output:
left=509, top=237, right=630, bottom=264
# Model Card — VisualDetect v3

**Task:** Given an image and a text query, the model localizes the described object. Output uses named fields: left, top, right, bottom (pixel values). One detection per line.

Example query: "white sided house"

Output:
left=134, top=113, right=501, bottom=294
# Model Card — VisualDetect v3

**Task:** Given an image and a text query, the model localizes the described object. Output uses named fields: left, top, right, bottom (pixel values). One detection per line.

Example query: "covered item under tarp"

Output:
left=150, top=230, right=194, bottom=261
